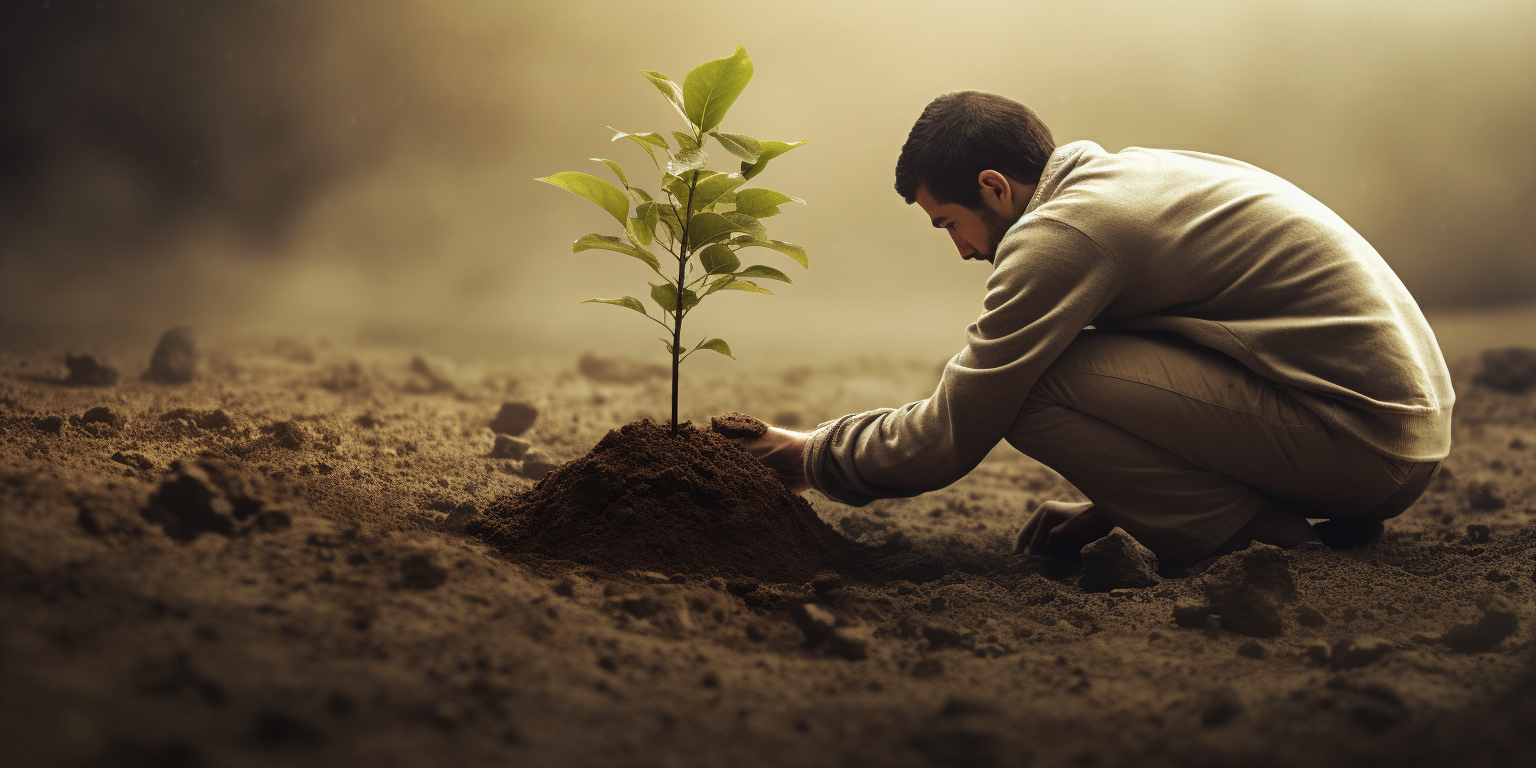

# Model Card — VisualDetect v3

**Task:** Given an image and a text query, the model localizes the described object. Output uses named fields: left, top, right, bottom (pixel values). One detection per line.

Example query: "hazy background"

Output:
left=3, top=0, right=1534, bottom=367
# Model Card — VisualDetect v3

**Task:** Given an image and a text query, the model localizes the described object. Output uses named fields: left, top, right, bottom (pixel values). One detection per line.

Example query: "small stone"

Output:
left=1511, top=437, right=1528, bottom=450
left=1442, top=596, right=1519, bottom=652
left=1465, top=524, right=1492, bottom=544
left=810, top=571, right=844, bottom=598
left=1236, top=641, right=1266, bottom=659
left=33, top=415, right=64, bottom=434
left=828, top=626, right=871, bottom=661
left=489, top=402, right=537, bottom=436
left=64, top=354, right=118, bottom=386
left=80, top=406, right=126, bottom=429
left=111, top=451, right=154, bottom=471
left=1200, top=543, right=1296, bottom=638
left=441, top=502, right=478, bottom=533
left=792, top=603, right=838, bottom=645
left=1486, top=570, right=1510, bottom=582
left=1474, top=347, right=1536, bottom=394
left=1304, top=642, right=1331, bottom=664
left=148, top=326, right=197, bottom=384
left=1078, top=528, right=1159, bottom=592
left=1466, top=484, right=1506, bottom=512
left=1172, top=602, right=1214, bottom=628
left=262, top=420, right=311, bottom=450
left=1296, top=605, right=1328, bottom=627
left=1330, top=636, right=1393, bottom=670
left=519, top=450, right=558, bottom=480
left=921, top=624, right=966, bottom=650
left=489, top=435, right=531, bottom=460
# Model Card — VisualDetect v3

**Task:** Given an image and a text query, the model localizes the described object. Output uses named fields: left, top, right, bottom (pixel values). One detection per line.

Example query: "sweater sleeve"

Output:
left=803, top=217, right=1127, bottom=506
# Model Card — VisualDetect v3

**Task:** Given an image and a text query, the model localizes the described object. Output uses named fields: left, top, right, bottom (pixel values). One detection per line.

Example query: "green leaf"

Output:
left=697, top=338, right=733, bottom=358
left=740, top=139, right=807, bottom=180
left=672, top=132, right=700, bottom=151
left=627, top=216, right=653, bottom=246
left=572, top=234, right=660, bottom=270
left=632, top=187, right=653, bottom=203
left=731, top=236, right=809, bottom=268
left=681, top=288, right=700, bottom=311
left=608, top=128, right=670, bottom=166
left=686, top=171, right=745, bottom=213
left=721, top=212, right=766, bottom=241
left=699, top=243, right=740, bottom=274
left=717, top=278, right=773, bottom=294
left=537, top=172, right=629, bottom=225
left=683, top=45, right=753, bottom=133
left=639, top=72, right=690, bottom=126
left=632, top=201, right=660, bottom=246
left=709, top=131, right=761, bottom=163
left=668, top=147, right=707, bottom=175
left=688, top=212, right=752, bottom=247
left=737, top=264, right=791, bottom=283
left=734, top=188, right=804, bottom=218
left=591, top=158, right=629, bottom=189
left=580, top=296, right=647, bottom=315
left=649, top=282, right=678, bottom=315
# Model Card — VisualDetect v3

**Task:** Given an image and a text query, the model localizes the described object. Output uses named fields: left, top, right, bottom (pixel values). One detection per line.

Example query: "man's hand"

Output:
left=738, top=425, right=811, bottom=493
left=1012, top=500, right=1113, bottom=557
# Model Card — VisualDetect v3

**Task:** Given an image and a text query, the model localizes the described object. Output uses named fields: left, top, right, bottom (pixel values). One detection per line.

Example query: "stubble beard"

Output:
left=978, top=206, right=1014, bottom=263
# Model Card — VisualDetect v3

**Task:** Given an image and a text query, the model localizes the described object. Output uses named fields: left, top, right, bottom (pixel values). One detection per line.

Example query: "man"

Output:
left=743, top=91, right=1452, bottom=564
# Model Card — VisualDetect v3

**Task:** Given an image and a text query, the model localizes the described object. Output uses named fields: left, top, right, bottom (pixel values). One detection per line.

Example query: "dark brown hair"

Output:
left=894, top=91, right=1055, bottom=207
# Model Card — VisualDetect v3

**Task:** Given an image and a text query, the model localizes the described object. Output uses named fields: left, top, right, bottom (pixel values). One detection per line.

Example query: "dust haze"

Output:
left=3, top=0, right=1534, bottom=364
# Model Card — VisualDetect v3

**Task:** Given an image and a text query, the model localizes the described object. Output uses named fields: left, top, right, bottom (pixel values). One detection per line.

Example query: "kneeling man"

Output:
left=745, top=91, right=1452, bottom=563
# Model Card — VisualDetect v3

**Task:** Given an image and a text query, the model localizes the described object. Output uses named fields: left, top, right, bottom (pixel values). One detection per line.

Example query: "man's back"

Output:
left=1018, top=140, right=1454, bottom=462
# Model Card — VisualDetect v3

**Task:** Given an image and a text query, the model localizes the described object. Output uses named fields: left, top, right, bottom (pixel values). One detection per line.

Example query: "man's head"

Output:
left=895, top=91, right=1055, bottom=262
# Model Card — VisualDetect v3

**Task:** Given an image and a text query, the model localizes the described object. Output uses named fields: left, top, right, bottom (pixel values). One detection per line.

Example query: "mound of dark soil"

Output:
left=469, top=419, right=853, bottom=583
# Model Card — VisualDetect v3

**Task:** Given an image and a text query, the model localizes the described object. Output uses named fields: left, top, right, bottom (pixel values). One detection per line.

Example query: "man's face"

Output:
left=914, top=184, right=1013, bottom=264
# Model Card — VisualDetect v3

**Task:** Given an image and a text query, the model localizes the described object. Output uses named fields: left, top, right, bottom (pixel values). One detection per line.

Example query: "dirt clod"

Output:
left=489, top=435, right=531, bottom=460
left=489, top=402, right=537, bottom=436
left=80, top=406, right=125, bottom=429
left=148, top=326, right=198, bottom=384
left=65, top=354, right=118, bottom=386
left=1465, top=524, right=1492, bottom=544
left=1330, top=636, right=1393, bottom=669
left=1077, top=528, right=1158, bottom=592
left=1442, top=597, right=1519, bottom=652
left=111, top=451, right=154, bottom=471
left=710, top=411, right=767, bottom=440
left=1474, top=346, right=1536, bottom=393
left=469, top=420, right=851, bottom=582
left=161, top=408, right=234, bottom=431
left=519, top=449, right=558, bottom=479
left=1200, top=543, right=1296, bottom=637
left=1172, top=602, right=1213, bottom=628
left=33, top=415, right=63, bottom=434
left=142, top=458, right=300, bottom=541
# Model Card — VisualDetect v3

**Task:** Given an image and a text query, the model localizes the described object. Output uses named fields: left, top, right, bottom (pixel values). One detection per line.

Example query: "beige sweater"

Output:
left=804, top=140, right=1454, bottom=506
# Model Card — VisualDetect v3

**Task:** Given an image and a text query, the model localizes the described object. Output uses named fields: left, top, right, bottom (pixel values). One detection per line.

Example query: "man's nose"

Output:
left=948, top=230, right=975, bottom=259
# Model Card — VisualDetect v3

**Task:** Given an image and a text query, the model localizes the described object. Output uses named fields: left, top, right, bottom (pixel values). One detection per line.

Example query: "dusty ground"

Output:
left=2, top=335, right=1534, bottom=768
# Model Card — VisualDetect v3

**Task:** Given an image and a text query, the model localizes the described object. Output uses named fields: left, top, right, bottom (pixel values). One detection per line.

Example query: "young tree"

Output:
left=537, top=45, right=809, bottom=434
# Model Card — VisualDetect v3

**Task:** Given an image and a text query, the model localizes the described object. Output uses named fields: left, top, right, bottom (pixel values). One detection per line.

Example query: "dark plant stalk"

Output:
left=671, top=170, right=701, bottom=435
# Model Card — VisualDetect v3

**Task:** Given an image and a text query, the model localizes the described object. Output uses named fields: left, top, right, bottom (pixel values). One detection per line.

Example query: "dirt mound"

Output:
left=469, top=419, right=852, bottom=583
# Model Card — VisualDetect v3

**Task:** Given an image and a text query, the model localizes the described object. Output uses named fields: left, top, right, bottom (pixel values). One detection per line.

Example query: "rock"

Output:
left=1200, top=543, right=1297, bottom=637
left=1331, top=636, right=1393, bottom=669
left=810, top=571, right=844, bottom=598
left=922, top=624, right=966, bottom=650
left=1236, top=641, right=1266, bottom=659
left=519, top=450, right=559, bottom=480
left=1296, top=605, right=1328, bottom=627
left=64, top=354, right=118, bottom=386
left=441, top=502, right=478, bottom=533
left=1474, top=347, right=1536, bottom=394
left=33, top=415, right=63, bottom=434
left=489, top=402, right=537, bottom=436
left=1200, top=689, right=1242, bottom=727
left=1077, top=528, right=1158, bottom=592
left=710, top=411, right=767, bottom=439
left=1466, top=484, right=1506, bottom=512
left=1465, top=524, right=1493, bottom=544
left=262, top=420, right=311, bottom=450
left=792, top=602, right=838, bottom=645
left=80, top=406, right=126, bottom=429
left=576, top=352, right=668, bottom=384
left=397, top=554, right=449, bottom=590
left=828, top=626, right=871, bottom=661
left=160, top=408, right=234, bottom=431
left=1172, top=602, right=1214, bottom=628
left=1443, top=597, right=1519, bottom=652
left=141, top=458, right=299, bottom=541
left=489, top=435, right=531, bottom=460
left=111, top=451, right=154, bottom=471
left=148, top=326, right=197, bottom=383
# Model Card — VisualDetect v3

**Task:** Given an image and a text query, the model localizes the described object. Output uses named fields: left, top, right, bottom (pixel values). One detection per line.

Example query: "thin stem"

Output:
left=672, top=168, right=700, bottom=435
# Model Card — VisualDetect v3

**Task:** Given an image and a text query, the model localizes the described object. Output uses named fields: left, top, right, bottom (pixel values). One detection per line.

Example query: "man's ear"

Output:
left=977, top=170, right=1011, bottom=208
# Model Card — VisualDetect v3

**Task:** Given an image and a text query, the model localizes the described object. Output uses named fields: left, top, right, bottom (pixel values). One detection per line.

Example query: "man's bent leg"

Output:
left=1007, top=331, right=1413, bottom=560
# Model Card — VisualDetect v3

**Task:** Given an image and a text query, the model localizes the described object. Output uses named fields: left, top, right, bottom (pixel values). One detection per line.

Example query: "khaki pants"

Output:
left=1006, top=330, right=1439, bottom=560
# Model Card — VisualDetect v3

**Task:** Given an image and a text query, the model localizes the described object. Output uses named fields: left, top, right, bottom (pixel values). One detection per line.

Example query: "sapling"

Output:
left=536, top=45, right=808, bottom=435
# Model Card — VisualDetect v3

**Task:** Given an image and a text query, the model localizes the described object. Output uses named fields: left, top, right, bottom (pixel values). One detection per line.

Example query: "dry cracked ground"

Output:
left=3, top=334, right=1536, bottom=768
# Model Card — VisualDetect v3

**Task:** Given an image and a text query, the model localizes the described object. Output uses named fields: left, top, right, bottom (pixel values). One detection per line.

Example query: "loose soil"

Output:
left=2, top=340, right=1535, bottom=768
